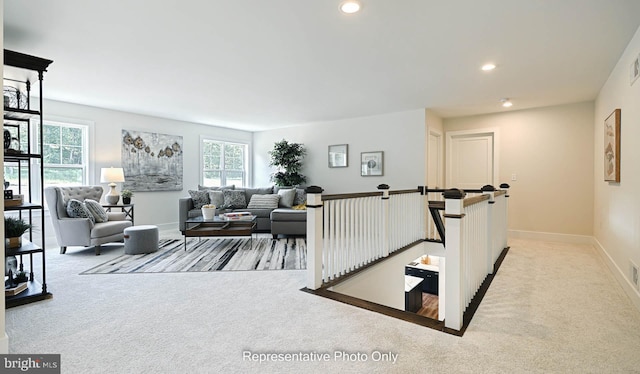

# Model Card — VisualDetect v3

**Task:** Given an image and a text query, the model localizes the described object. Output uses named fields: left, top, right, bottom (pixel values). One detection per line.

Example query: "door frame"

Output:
left=428, top=129, right=443, bottom=189
left=445, top=128, right=500, bottom=189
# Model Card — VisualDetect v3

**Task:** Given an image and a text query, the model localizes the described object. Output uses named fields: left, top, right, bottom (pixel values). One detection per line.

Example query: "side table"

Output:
left=102, top=204, right=134, bottom=225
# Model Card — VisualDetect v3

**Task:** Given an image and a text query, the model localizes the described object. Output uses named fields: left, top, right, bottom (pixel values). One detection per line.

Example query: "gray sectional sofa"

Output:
left=178, top=185, right=307, bottom=238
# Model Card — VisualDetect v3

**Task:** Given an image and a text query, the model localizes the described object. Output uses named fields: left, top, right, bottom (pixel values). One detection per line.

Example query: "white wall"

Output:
left=253, top=109, right=426, bottom=194
left=44, top=99, right=252, bottom=230
left=594, top=25, right=640, bottom=309
left=444, top=102, right=595, bottom=237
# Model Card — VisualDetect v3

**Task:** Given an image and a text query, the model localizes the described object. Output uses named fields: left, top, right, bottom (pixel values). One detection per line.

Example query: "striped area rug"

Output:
left=81, top=237, right=306, bottom=274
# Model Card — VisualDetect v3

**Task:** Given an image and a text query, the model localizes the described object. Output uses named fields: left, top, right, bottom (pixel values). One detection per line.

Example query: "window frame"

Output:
left=200, top=136, right=250, bottom=188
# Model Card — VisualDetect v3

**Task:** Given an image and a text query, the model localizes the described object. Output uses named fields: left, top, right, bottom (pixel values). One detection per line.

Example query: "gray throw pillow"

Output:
left=84, top=199, right=109, bottom=223
left=247, top=194, right=280, bottom=209
left=222, top=189, right=247, bottom=209
left=293, top=188, right=306, bottom=206
left=66, top=199, right=95, bottom=224
left=277, top=189, right=296, bottom=208
left=208, top=190, right=224, bottom=208
left=188, top=190, right=210, bottom=209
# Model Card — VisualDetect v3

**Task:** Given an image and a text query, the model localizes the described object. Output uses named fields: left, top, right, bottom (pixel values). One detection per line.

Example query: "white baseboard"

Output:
left=0, top=332, right=8, bottom=354
left=508, top=230, right=593, bottom=244
left=591, top=238, right=640, bottom=313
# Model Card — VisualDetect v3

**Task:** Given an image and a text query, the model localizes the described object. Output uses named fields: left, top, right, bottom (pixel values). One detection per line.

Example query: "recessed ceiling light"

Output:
left=481, top=63, right=496, bottom=71
left=340, top=1, right=361, bottom=14
left=501, top=98, right=513, bottom=108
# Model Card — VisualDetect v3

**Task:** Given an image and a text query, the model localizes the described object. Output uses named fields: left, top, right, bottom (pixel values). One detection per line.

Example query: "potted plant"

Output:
left=121, top=189, right=133, bottom=204
left=269, top=139, right=307, bottom=186
left=5, top=216, right=31, bottom=249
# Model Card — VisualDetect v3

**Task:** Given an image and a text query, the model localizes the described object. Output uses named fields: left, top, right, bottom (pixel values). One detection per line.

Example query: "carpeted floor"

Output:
left=5, top=235, right=640, bottom=373
left=81, top=237, right=306, bottom=274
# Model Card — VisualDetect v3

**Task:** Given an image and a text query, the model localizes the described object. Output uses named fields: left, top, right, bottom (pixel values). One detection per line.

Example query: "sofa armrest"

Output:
left=179, top=197, right=195, bottom=232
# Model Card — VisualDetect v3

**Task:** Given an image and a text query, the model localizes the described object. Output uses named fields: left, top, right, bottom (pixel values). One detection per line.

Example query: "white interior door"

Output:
left=428, top=131, right=442, bottom=188
left=446, top=129, right=498, bottom=190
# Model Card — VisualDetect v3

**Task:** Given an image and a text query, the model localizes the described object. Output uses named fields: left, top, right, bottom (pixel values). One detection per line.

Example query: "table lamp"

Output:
left=100, top=167, right=125, bottom=204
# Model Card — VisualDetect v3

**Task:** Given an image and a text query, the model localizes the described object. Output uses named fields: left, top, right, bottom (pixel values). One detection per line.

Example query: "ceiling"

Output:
left=4, top=1, right=640, bottom=132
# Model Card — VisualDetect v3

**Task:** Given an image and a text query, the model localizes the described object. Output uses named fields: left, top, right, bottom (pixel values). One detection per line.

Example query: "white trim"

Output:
left=592, top=237, right=640, bottom=313
left=445, top=127, right=500, bottom=188
left=199, top=135, right=251, bottom=187
left=508, top=230, right=593, bottom=244
left=428, top=129, right=443, bottom=188
left=44, top=115, right=96, bottom=184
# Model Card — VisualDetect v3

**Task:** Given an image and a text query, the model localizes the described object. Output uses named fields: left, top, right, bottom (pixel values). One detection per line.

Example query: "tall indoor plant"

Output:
left=269, top=139, right=307, bottom=186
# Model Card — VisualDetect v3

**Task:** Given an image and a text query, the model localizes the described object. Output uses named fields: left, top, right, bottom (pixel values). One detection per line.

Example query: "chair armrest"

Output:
left=107, top=212, right=127, bottom=221
left=56, top=217, right=93, bottom=245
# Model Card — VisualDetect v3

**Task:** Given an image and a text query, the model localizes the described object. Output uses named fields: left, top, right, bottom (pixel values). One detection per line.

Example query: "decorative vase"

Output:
left=122, top=197, right=131, bottom=204
left=201, top=207, right=216, bottom=220
left=6, top=236, right=21, bottom=249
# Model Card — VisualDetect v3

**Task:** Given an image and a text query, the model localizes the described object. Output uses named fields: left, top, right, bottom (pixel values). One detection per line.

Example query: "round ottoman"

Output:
left=123, top=225, right=159, bottom=255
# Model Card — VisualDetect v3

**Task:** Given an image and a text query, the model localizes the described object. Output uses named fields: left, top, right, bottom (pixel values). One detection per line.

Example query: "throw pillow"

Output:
left=293, top=188, right=306, bottom=206
left=277, top=189, right=296, bottom=208
left=66, top=199, right=95, bottom=224
left=188, top=190, right=210, bottom=209
left=221, top=189, right=247, bottom=209
left=247, top=194, right=280, bottom=209
left=84, top=199, right=109, bottom=223
left=208, top=190, right=224, bottom=208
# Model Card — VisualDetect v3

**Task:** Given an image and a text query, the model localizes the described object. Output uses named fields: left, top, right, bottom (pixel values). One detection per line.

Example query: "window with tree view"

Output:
left=202, top=139, right=247, bottom=187
left=41, top=121, right=88, bottom=186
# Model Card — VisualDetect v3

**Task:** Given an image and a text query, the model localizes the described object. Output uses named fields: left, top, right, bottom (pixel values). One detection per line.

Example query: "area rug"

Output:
left=81, top=237, right=306, bottom=274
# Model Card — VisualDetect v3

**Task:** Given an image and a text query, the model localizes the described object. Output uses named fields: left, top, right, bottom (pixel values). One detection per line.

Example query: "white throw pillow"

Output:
left=277, top=189, right=296, bottom=208
left=84, top=199, right=109, bottom=223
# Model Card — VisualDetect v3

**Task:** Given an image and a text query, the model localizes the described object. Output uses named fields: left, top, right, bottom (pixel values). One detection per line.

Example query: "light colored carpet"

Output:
left=81, top=237, right=306, bottom=274
left=5, top=235, right=640, bottom=373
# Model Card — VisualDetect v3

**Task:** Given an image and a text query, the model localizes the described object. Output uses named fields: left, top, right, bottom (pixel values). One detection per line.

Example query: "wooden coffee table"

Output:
left=183, top=215, right=257, bottom=250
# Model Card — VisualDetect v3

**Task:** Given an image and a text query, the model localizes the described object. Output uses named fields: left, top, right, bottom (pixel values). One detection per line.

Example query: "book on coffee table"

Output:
left=223, top=212, right=253, bottom=220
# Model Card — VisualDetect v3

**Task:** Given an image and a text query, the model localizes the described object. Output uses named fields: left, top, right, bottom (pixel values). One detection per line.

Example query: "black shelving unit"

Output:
left=4, top=49, right=53, bottom=307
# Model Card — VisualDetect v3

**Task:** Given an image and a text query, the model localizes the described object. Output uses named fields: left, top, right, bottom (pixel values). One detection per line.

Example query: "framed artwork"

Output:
left=328, top=144, right=348, bottom=168
left=361, top=151, right=383, bottom=176
left=604, top=109, right=621, bottom=182
left=631, top=53, right=640, bottom=86
left=121, top=129, right=184, bottom=191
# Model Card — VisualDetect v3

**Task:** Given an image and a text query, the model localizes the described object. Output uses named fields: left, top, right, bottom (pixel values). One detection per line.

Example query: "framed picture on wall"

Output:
left=328, top=144, right=348, bottom=168
left=361, top=151, right=383, bottom=176
left=604, top=108, right=621, bottom=183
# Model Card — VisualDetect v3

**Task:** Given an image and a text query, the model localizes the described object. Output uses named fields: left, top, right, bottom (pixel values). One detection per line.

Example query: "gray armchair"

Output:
left=44, top=186, right=133, bottom=255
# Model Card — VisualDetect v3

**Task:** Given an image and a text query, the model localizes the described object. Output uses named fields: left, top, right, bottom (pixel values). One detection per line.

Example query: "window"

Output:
left=3, top=120, right=89, bottom=205
left=202, top=139, right=248, bottom=187
left=41, top=121, right=88, bottom=187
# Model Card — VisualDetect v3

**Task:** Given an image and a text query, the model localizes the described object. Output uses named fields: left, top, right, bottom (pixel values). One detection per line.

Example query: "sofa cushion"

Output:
left=247, top=194, right=280, bottom=209
left=67, top=199, right=95, bottom=224
left=238, top=208, right=272, bottom=219
left=222, top=189, right=247, bottom=209
left=208, top=190, right=224, bottom=208
left=84, top=199, right=109, bottom=223
left=198, top=184, right=234, bottom=191
left=188, top=190, right=210, bottom=209
left=270, top=208, right=307, bottom=222
left=277, top=189, right=296, bottom=208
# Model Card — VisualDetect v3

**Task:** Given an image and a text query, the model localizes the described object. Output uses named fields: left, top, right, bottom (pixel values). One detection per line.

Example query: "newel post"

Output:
left=443, top=188, right=466, bottom=331
left=481, top=185, right=497, bottom=274
left=500, top=183, right=510, bottom=249
left=378, top=184, right=390, bottom=257
left=306, top=186, right=324, bottom=290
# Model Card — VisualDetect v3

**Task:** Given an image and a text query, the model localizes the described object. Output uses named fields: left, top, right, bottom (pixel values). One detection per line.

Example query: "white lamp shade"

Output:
left=100, top=167, right=125, bottom=183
